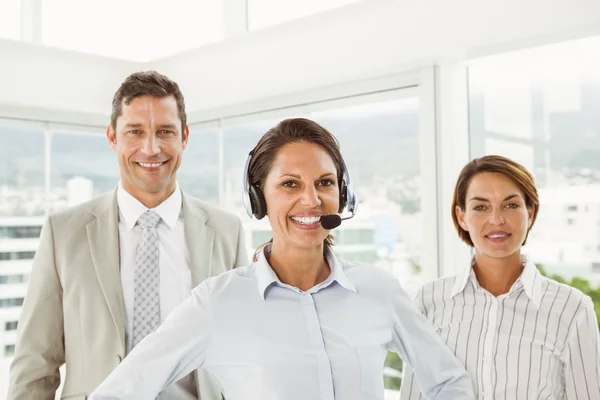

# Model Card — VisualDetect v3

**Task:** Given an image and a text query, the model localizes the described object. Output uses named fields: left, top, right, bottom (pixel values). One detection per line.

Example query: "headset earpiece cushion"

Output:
left=339, top=180, right=348, bottom=213
left=249, top=184, right=267, bottom=219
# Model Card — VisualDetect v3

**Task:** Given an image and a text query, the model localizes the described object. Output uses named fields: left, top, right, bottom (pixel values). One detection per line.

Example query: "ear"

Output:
left=455, top=205, right=469, bottom=232
left=182, top=125, right=190, bottom=149
left=527, top=205, right=535, bottom=228
left=106, top=124, right=117, bottom=151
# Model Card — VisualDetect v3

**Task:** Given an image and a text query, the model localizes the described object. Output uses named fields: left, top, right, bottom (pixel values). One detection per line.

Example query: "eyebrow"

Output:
left=123, top=123, right=143, bottom=129
left=278, top=173, right=336, bottom=179
left=122, top=123, right=178, bottom=130
left=468, top=194, right=521, bottom=203
left=157, top=124, right=178, bottom=130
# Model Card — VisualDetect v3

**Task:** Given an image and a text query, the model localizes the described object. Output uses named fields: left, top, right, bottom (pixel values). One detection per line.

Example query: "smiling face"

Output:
left=455, top=172, right=534, bottom=262
left=262, top=141, right=340, bottom=253
left=107, top=95, right=189, bottom=206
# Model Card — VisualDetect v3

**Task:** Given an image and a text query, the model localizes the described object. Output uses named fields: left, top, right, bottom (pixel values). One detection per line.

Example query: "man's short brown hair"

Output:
left=110, top=70, right=187, bottom=132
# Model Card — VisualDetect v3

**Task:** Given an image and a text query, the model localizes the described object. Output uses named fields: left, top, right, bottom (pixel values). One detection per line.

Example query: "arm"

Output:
left=399, top=286, right=426, bottom=400
left=388, top=281, right=474, bottom=400
left=563, top=296, right=600, bottom=399
left=90, top=282, right=213, bottom=399
left=8, top=216, right=64, bottom=400
left=234, top=218, right=249, bottom=267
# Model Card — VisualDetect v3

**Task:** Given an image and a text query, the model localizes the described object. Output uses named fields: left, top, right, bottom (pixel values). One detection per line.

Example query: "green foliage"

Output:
left=384, top=351, right=403, bottom=391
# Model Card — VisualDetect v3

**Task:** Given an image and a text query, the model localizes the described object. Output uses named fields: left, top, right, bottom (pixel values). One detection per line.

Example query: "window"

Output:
left=0, top=298, right=24, bottom=308
left=178, top=127, right=221, bottom=205
left=0, top=225, right=42, bottom=239
left=5, top=321, right=18, bottom=331
left=4, top=345, right=15, bottom=357
left=469, top=35, right=600, bottom=280
left=49, top=132, right=119, bottom=212
left=0, top=274, right=28, bottom=284
left=42, top=0, right=225, bottom=61
left=0, top=251, right=35, bottom=261
left=248, top=0, right=361, bottom=30
left=0, top=125, right=45, bottom=217
left=0, top=0, right=21, bottom=40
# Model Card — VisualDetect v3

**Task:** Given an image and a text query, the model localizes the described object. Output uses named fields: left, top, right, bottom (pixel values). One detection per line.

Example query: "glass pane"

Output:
left=468, top=36, right=600, bottom=313
left=0, top=0, right=21, bottom=41
left=178, top=127, right=220, bottom=205
left=311, top=98, right=421, bottom=281
left=49, top=132, right=119, bottom=212
left=42, top=0, right=224, bottom=61
left=0, top=125, right=45, bottom=217
left=249, top=0, right=361, bottom=30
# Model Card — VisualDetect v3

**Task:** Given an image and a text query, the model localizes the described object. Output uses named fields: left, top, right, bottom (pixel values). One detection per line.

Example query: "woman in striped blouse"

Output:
left=401, top=155, right=600, bottom=399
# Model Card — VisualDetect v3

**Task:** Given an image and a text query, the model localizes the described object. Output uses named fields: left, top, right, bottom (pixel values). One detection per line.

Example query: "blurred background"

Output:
left=1, top=1, right=600, bottom=398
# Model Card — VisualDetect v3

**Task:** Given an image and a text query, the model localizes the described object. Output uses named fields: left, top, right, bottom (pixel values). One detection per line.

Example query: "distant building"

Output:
left=0, top=216, right=43, bottom=392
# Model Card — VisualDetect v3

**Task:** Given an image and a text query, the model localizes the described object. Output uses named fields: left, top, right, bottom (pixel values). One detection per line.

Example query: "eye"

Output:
left=319, top=179, right=335, bottom=186
left=506, top=203, right=520, bottom=209
left=159, top=130, right=175, bottom=135
left=129, top=129, right=142, bottom=134
left=282, top=180, right=299, bottom=188
left=473, top=205, right=487, bottom=212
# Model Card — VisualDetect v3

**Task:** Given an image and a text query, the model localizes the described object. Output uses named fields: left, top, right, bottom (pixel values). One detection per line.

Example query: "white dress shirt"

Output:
left=401, top=256, right=600, bottom=400
left=90, top=245, right=474, bottom=400
left=117, top=183, right=197, bottom=400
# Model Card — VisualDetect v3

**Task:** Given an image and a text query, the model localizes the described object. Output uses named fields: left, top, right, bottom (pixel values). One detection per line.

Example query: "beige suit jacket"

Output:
left=7, top=190, right=249, bottom=400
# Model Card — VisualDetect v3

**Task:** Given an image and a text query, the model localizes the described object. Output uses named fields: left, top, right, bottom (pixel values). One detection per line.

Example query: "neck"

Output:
left=268, top=242, right=330, bottom=292
left=473, top=251, right=523, bottom=297
left=122, top=180, right=176, bottom=209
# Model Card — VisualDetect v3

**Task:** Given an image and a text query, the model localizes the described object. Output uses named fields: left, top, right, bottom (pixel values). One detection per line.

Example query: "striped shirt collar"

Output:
left=450, top=254, right=544, bottom=309
left=255, top=244, right=357, bottom=300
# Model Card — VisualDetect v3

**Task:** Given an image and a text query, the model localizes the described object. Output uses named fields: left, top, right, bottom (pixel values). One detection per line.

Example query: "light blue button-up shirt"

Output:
left=91, top=247, right=474, bottom=400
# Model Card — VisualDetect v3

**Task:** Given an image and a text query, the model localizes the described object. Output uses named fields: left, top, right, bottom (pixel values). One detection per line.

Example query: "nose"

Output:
left=489, top=209, right=506, bottom=225
left=141, top=134, right=160, bottom=155
left=300, top=185, right=322, bottom=208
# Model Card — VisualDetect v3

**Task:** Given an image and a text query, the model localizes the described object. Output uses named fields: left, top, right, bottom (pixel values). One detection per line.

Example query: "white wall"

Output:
left=153, top=0, right=600, bottom=118
left=0, top=39, right=138, bottom=126
left=1, top=0, right=600, bottom=123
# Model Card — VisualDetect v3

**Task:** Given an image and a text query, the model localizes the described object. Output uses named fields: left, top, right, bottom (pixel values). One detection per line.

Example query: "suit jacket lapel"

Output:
left=182, top=193, right=214, bottom=286
left=87, top=191, right=126, bottom=352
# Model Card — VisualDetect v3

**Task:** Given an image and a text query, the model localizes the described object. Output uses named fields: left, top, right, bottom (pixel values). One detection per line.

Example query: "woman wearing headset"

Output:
left=401, top=155, right=600, bottom=399
left=91, top=118, right=474, bottom=400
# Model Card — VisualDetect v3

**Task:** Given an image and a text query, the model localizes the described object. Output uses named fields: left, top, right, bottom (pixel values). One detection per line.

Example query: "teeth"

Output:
left=139, top=162, right=163, bottom=168
left=291, top=216, right=321, bottom=225
left=488, top=234, right=508, bottom=239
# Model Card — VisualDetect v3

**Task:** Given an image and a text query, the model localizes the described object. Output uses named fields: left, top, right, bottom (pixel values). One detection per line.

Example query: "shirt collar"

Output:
left=450, top=254, right=543, bottom=309
left=116, top=182, right=182, bottom=230
left=255, top=244, right=356, bottom=300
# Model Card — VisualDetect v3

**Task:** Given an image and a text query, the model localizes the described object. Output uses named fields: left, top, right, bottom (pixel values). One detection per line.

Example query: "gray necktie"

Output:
left=132, top=210, right=161, bottom=349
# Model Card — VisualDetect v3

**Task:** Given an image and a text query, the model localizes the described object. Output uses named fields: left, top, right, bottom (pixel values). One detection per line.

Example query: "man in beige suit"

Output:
left=7, top=71, right=248, bottom=400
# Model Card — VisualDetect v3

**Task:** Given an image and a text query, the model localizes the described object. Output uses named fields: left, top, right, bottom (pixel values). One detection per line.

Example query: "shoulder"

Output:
left=338, top=258, right=410, bottom=298
left=338, top=258, right=394, bottom=283
left=418, top=275, right=459, bottom=298
left=195, top=264, right=256, bottom=294
left=541, top=276, right=593, bottom=314
left=48, top=192, right=114, bottom=228
left=183, top=194, right=243, bottom=229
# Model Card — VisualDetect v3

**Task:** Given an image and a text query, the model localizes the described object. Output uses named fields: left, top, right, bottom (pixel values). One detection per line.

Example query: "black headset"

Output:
left=242, top=150, right=357, bottom=220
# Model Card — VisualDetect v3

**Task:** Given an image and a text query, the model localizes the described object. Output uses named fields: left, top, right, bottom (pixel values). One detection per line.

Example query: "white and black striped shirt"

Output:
left=400, top=256, right=600, bottom=399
